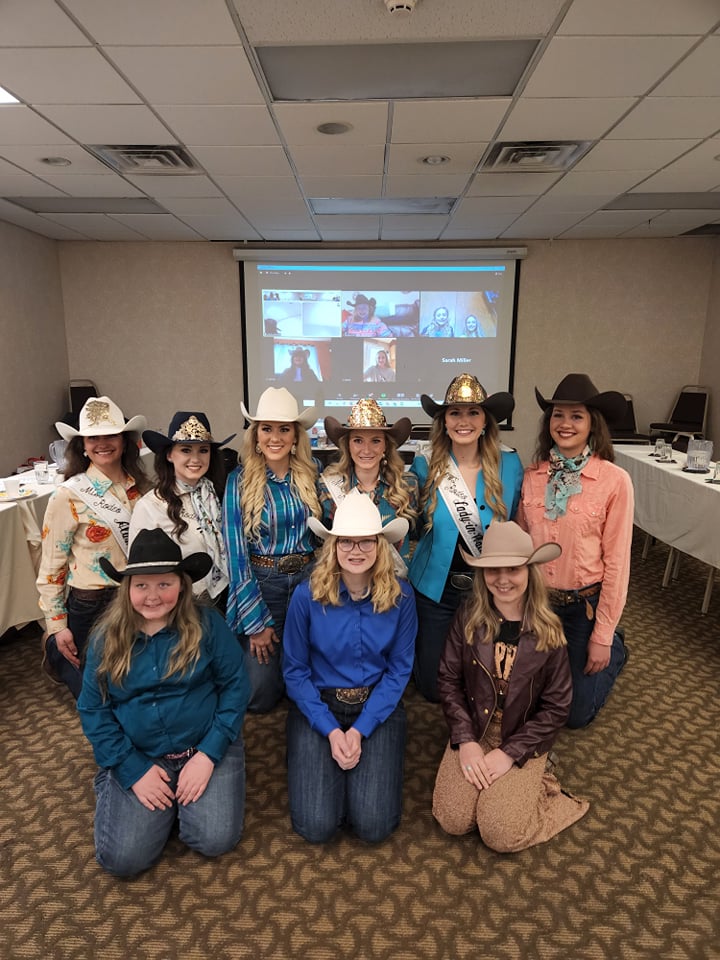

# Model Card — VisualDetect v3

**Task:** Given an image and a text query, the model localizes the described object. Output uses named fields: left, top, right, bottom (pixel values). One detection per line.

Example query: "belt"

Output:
left=548, top=584, right=601, bottom=607
left=331, top=686, right=371, bottom=705
left=249, top=553, right=313, bottom=574
left=69, top=586, right=117, bottom=601
left=449, top=573, right=474, bottom=592
left=163, top=746, right=197, bottom=761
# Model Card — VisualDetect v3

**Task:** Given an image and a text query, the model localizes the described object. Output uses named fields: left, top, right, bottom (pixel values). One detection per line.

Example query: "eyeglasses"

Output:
left=336, top=537, right=378, bottom=553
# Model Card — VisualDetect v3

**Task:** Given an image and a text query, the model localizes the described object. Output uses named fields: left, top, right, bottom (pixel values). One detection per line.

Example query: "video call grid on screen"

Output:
left=242, top=259, right=519, bottom=426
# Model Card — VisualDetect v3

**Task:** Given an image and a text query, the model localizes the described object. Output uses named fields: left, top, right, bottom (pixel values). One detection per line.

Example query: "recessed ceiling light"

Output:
left=421, top=155, right=450, bottom=166
left=0, top=85, right=20, bottom=104
left=316, top=122, right=353, bottom=135
left=40, top=156, right=72, bottom=167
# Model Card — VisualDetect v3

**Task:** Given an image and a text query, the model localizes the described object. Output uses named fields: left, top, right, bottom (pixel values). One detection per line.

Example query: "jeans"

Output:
left=413, top=581, right=470, bottom=702
left=555, top=593, right=627, bottom=729
left=241, top=564, right=311, bottom=713
left=46, top=588, right=116, bottom=700
left=286, top=697, right=406, bottom=844
left=93, top=735, right=246, bottom=878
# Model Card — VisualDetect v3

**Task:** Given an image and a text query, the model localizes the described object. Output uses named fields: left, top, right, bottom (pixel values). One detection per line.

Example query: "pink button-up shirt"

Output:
left=516, top=455, right=634, bottom=647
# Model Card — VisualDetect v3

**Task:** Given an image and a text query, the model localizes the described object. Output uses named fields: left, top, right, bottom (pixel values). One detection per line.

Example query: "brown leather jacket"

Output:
left=437, top=609, right=572, bottom=768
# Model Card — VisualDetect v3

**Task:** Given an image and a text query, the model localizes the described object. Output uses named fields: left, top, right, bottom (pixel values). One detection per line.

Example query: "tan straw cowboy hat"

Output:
left=240, top=387, right=318, bottom=430
left=460, top=520, right=561, bottom=568
left=55, top=396, right=146, bottom=441
left=308, top=488, right=408, bottom=544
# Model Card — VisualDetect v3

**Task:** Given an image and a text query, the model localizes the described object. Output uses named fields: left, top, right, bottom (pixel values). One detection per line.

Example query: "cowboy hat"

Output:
left=534, top=374, right=627, bottom=425
left=308, top=488, right=408, bottom=544
left=421, top=373, right=514, bottom=424
left=55, top=396, right=146, bottom=441
left=100, top=528, right=212, bottom=583
left=324, top=398, right=412, bottom=447
left=460, top=521, right=561, bottom=568
left=142, top=412, right=236, bottom=454
left=240, top=387, right=318, bottom=430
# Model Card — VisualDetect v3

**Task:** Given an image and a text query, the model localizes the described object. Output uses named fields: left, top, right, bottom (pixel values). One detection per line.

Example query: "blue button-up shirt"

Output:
left=283, top=579, right=417, bottom=739
left=78, top=607, right=249, bottom=790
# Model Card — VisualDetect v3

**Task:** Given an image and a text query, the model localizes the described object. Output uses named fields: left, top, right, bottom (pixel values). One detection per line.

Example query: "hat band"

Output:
left=125, top=560, right=182, bottom=571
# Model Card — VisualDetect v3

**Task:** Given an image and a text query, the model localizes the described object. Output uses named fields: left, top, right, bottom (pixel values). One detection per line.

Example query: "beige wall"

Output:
left=0, top=221, right=68, bottom=476
left=699, top=242, right=720, bottom=446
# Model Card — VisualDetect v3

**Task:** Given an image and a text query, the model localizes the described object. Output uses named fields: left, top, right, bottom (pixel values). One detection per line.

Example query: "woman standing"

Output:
left=38, top=396, right=149, bottom=699
left=320, top=398, right=418, bottom=573
left=517, top=374, right=633, bottom=728
left=130, top=411, right=234, bottom=607
left=78, top=529, right=249, bottom=877
left=432, top=521, right=588, bottom=852
left=409, top=373, right=522, bottom=702
left=283, top=491, right=417, bottom=843
left=223, top=387, right=321, bottom=713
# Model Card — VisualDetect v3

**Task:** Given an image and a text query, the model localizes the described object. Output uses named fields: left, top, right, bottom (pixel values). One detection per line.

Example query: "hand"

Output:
left=131, top=765, right=175, bottom=811
left=176, top=752, right=215, bottom=806
left=249, top=626, right=279, bottom=664
left=328, top=727, right=362, bottom=770
left=53, top=628, right=79, bottom=668
left=458, top=741, right=492, bottom=790
left=482, top=748, right=514, bottom=783
left=585, top=639, right=611, bottom=675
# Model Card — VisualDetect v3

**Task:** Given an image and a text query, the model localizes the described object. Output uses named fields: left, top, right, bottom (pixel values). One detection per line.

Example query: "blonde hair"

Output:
left=421, top=412, right=507, bottom=530
left=309, top=536, right=401, bottom=613
left=240, top=422, right=320, bottom=539
left=463, top=564, right=565, bottom=653
left=93, top=573, right=203, bottom=692
left=324, top=433, right=416, bottom=521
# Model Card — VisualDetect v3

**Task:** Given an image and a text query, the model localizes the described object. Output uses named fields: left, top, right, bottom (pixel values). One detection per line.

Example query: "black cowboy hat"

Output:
left=143, top=411, right=236, bottom=454
left=100, top=528, right=212, bottom=583
left=534, top=374, right=627, bottom=425
left=421, top=373, right=514, bottom=424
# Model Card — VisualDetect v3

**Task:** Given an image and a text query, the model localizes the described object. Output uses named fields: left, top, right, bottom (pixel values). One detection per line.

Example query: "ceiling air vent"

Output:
left=87, top=144, right=204, bottom=175
left=481, top=141, right=591, bottom=173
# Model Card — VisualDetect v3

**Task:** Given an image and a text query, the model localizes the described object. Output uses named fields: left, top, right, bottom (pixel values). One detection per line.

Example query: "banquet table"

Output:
left=614, top=444, right=720, bottom=613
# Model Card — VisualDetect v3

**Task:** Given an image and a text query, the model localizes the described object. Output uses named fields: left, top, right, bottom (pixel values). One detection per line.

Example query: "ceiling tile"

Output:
left=0, top=0, right=91, bottom=45
left=234, top=195, right=309, bottom=220
left=216, top=176, right=305, bottom=205
left=0, top=48, right=141, bottom=105
left=39, top=212, right=148, bottom=240
left=499, top=98, right=637, bottom=140
left=189, top=145, right=294, bottom=177
left=124, top=175, right=223, bottom=198
left=549, top=169, right=655, bottom=196
left=502, top=211, right=586, bottom=237
left=299, top=176, right=383, bottom=199
left=158, top=197, right=243, bottom=216
left=63, top=0, right=241, bottom=44
left=313, top=215, right=380, bottom=233
left=530, top=193, right=612, bottom=213
left=0, top=165, right=68, bottom=196
left=387, top=143, right=487, bottom=176
left=608, top=97, right=720, bottom=139
left=391, top=100, right=510, bottom=143
left=106, top=46, right=263, bottom=105
left=36, top=175, right=145, bottom=198
left=35, top=105, right=174, bottom=144
left=0, top=197, right=88, bottom=238
left=0, top=106, right=74, bottom=145
left=558, top=0, right=720, bottom=35
left=559, top=210, right=667, bottom=239
left=467, top=171, right=561, bottom=196
left=172, top=212, right=262, bottom=240
left=381, top=217, right=447, bottom=240
left=573, top=139, right=700, bottom=171
left=441, top=215, right=519, bottom=239
left=291, top=144, right=385, bottom=178
left=108, top=213, right=204, bottom=240
left=273, top=102, right=388, bottom=146
left=623, top=209, right=720, bottom=236
left=629, top=169, right=720, bottom=192
left=156, top=105, right=280, bottom=146
left=0, top=144, right=111, bottom=176
left=384, top=174, right=471, bottom=198
left=523, top=37, right=696, bottom=98
left=451, top=197, right=534, bottom=225
left=244, top=211, right=317, bottom=232
left=653, top=36, right=720, bottom=96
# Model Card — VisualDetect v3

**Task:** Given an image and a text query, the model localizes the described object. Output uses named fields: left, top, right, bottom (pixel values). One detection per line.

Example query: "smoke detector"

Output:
left=384, top=0, right=417, bottom=14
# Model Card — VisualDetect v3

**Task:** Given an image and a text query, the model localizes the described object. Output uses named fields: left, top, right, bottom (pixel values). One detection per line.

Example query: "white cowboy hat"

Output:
left=308, top=488, right=408, bottom=544
left=240, top=387, right=318, bottom=430
left=55, top=396, right=146, bottom=441
left=460, top=520, right=561, bottom=568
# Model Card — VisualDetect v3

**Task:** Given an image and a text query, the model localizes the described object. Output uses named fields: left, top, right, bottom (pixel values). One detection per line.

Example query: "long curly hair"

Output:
left=421, top=411, right=506, bottom=529
left=463, top=564, right=565, bottom=653
left=309, top=536, right=401, bottom=613
left=64, top=434, right=150, bottom=493
left=92, top=572, right=203, bottom=692
left=532, top=407, right=615, bottom=464
left=153, top=445, right=226, bottom=539
left=324, top=433, right=416, bottom=521
left=240, top=423, right=320, bottom=539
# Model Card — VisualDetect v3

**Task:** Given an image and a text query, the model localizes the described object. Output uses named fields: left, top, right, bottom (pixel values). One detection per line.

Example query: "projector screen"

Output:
left=240, top=254, right=521, bottom=429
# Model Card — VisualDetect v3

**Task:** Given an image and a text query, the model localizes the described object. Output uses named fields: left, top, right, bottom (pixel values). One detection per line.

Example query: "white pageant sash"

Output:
left=435, top=457, right=484, bottom=557
left=63, top=473, right=132, bottom=555
left=320, top=472, right=408, bottom=578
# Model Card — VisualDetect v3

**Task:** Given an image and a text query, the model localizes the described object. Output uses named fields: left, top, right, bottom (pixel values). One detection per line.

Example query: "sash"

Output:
left=320, top=473, right=408, bottom=579
left=63, top=473, right=132, bottom=555
left=435, top=456, right=484, bottom=557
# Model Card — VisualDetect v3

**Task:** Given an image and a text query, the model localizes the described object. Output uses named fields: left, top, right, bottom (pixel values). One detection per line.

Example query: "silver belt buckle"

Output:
left=335, top=686, right=370, bottom=705
left=450, top=573, right=474, bottom=591
left=278, top=554, right=305, bottom=574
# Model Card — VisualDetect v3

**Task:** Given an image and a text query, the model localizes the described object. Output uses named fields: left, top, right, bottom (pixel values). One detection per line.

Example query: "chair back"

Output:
left=669, top=386, right=709, bottom=434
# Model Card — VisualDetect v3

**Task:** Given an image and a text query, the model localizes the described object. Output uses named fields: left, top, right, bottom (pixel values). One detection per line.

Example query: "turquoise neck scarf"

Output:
left=544, top=445, right=591, bottom=520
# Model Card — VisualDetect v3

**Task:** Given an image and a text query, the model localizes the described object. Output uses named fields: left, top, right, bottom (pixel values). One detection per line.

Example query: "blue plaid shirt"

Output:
left=222, top=464, right=317, bottom=636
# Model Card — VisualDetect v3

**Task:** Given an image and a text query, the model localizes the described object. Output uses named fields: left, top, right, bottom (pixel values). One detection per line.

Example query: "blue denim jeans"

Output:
left=46, top=588, right=116, bottom=699
left=93, top=735, right=246, bottom=877
left=286, top=696, right=406, bottom=844
left=555, top=593, right=627, bottom=729
left=241, top=565, right=311, bottom=714
left=413, top=581, right=470, bottom=702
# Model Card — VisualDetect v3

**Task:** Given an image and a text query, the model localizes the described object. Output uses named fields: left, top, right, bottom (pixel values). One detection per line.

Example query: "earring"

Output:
left=255, top=442, right=261, bottom=454
left=480, top=428, right=486, bottom=436
left=380, top=455, right=387, bottom=468
left=291, top=443, right=297, bottom=455
left=83, top=450, right=89, bottom=458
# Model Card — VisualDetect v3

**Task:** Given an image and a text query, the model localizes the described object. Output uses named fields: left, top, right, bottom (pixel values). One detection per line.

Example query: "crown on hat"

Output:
left=171, top=415, right=212, bottom=443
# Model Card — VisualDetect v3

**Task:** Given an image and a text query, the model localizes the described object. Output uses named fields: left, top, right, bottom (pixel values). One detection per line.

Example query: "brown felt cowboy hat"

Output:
left=534, top=374, right=627, bottom=425
left=421, top=373, right=514, bottom=424
left=324, top=398, right=412, bottom=447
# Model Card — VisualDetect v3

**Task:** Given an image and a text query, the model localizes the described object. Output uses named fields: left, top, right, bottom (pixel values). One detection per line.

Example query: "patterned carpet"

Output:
left=1, top=532, right=719, bottom=960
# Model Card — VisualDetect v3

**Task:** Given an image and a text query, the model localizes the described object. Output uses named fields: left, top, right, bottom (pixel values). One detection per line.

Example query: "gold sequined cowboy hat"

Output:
left=143, top=412, right=236, bottom=454
left=421, top=373, right=514, bottom=424
left=240, top=387, right=318, bottom=430
left=55, top=396, right=146, bottom=441
left=324, top=398, right=412, bottom=447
